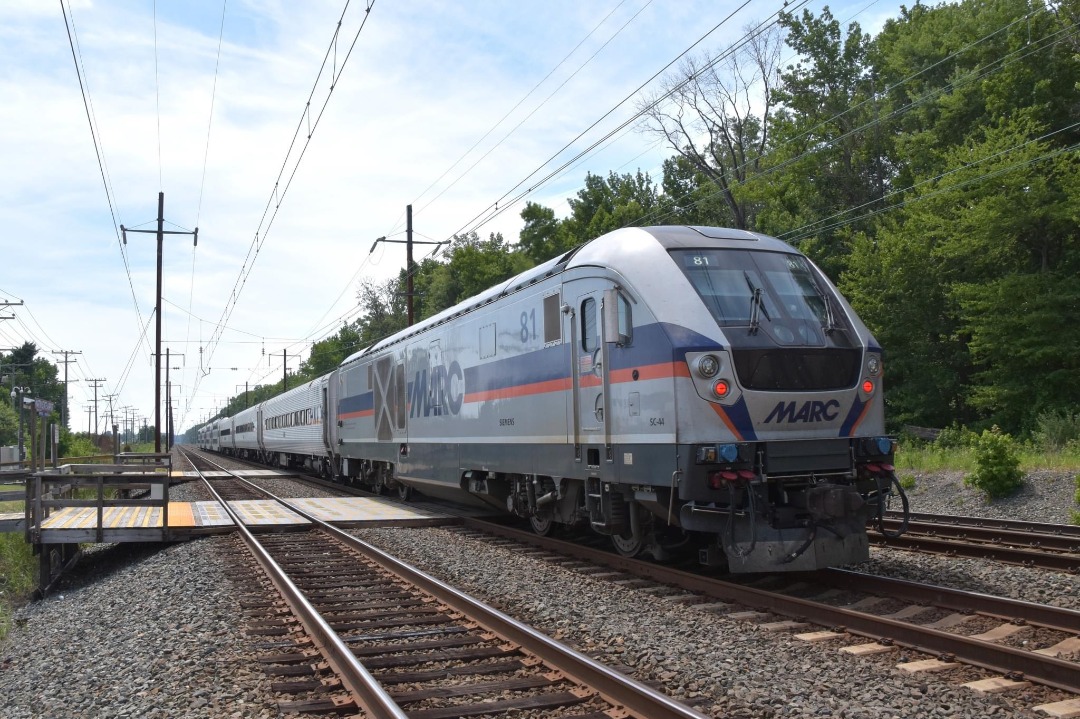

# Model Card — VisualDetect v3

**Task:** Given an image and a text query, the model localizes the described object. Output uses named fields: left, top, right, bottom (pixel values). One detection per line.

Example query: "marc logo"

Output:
left=409, top=361, right=464, bottom=418
left=764, top=399, right=841, bottom=424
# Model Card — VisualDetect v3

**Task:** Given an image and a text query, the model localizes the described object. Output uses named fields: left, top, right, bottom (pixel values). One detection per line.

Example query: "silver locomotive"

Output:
left=204, top=226, right=903, bottom=572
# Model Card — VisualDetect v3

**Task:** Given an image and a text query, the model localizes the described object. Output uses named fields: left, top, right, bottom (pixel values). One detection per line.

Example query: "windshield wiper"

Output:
left=744, top=272, right=770, bottom=334
left=814, top=282, right=841, bottom=334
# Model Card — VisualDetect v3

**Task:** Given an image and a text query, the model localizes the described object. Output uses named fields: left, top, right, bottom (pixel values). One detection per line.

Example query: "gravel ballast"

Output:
left=1, top=465, right=1077, bottom=718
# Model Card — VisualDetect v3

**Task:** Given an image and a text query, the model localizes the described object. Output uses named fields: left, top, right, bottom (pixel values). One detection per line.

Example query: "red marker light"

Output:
left=862, top=379, right=874, bottom=394
left=713, top=379, right=730, bottom=398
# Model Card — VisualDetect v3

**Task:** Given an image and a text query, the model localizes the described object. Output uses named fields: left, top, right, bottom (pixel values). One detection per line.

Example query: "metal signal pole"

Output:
left=274, top=350, right=300, bottom=391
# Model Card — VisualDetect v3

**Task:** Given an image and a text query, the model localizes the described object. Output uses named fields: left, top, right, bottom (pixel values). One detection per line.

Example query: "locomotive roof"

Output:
left=340, top=225, right=795, bottom=366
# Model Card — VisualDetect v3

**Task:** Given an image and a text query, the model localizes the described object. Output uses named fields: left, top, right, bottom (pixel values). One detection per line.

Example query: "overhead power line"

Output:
left=184, top=0, right=377, bottom=428
left=448, top=0, right=803, bottom=239
left=60, top=0, right=154, bottom=362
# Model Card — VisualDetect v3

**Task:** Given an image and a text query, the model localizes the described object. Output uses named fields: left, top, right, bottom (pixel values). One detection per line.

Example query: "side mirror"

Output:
left=603, top=288, right=630, bottom=345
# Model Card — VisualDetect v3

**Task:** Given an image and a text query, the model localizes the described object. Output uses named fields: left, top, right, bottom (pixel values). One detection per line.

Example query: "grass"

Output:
left=0, top=482, right=23, bottom=515
left=895, top=443, right=1080, bottom=473
left=0, top=532, right=36, bottom=640
left=0, top=480, right=31, bottom=640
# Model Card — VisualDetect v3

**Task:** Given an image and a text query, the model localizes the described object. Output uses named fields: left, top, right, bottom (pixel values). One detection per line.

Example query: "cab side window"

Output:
left=581, top=298, right=597, bottom=352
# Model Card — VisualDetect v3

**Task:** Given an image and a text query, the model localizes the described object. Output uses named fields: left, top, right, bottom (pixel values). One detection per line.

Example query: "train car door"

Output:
left=371, top=350, right=408, bottom=447
left=567, top=280, right=613, bottom=468
left=321, top=383, right=335, bottom=474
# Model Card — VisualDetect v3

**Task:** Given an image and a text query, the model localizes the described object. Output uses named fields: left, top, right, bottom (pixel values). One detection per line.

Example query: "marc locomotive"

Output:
left=200, top=226, right=905, bottom=572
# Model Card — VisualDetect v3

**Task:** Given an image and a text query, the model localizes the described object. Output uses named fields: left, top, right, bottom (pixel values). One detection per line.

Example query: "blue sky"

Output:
left=0, top=0, right=905, bottom=434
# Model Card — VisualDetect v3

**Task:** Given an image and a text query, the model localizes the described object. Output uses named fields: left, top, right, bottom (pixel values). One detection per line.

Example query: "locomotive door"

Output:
left=569, top=281, right=612, bottom=467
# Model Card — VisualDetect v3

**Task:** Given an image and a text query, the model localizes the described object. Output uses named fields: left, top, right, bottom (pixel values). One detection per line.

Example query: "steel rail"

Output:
left=878, top=518, right=1080, bottom=553
left=183, top=452, right=408, bottom=719
left=869, top=529, right=1080, bottom=572
left=884, top=510, right=1080, bottom=538
left=811, top=568, right=1080, bottom=634
left=461, top=517, right=1080, bottom=694
left=187, top=448, right=708, bottom=719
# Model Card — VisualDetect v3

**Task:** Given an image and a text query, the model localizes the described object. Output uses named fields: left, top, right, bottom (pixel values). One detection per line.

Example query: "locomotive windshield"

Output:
left=672, top=248, right=860, bottom=390
left=671, top=249, right=850, bottom=346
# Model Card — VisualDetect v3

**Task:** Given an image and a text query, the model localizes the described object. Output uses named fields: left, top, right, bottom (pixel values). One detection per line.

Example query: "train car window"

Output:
left=543, top=294, right=561, bottom=343
left=581, top=298, right=597, bottom=352
left=618, top=294, right=633, bottom=345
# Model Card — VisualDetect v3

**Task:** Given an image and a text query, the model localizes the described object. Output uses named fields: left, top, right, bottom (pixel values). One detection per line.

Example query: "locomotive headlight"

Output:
left=866, top=354, right=881, bottom=376
left=712, top=379, right=731, bottom=398
left=697, top=354, right=720, bottom=378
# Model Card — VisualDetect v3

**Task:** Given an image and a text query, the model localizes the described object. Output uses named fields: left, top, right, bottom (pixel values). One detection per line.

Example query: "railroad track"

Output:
left=177, top=447, right=365, bottom=498
left=873, top=510, right=1080, bottom=572
left=447, top=516, right=1080, bottom=713
left=178, top=447, right=707, bottom=718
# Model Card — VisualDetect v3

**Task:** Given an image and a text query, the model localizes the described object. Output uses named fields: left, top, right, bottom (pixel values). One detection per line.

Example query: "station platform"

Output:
left=0, top=511, right=24, bottom=532
left=32, top=496, right=459, bottom=543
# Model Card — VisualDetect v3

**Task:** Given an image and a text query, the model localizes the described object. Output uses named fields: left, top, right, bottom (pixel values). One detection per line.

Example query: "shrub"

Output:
left=963, top=426, right=1023, bottom=499
left=898, top=473, right=917, bottom=490
left=59, top=433, right=98, bottom=459
left=1075, top=474, right=1080, bottom=506
left=1073, top=509, right=1080, bottom=527
left=935, top=423, right=978, bottom=449
left=1034, top=411, right=1080, bottom=451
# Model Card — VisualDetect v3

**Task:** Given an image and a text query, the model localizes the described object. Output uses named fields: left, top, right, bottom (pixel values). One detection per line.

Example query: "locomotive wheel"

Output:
left=397, top=483, right=413, bottom=501
left=610, top=522, right=647, bottom=557
left=529, top=513, right=554, bottom=536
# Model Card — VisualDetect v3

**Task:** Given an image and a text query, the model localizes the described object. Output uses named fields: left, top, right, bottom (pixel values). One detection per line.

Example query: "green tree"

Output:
left=0, top=402, right=17, bottom=447
left=656, top=155, right=738, bottom=226
left=842, top=223, right=969, bottom=428
left=637, top=26, right=783, bottom=229
left=517, top=202, right=569, bottom=265
left=753, top=8, right=885, bottom=276
left=835, top=0, right=1080, bottom=432
left=418, top=231, right=532, bottom=319
left=300, top=323, right=364, bottom=378
left=354, top=277, right=408, bottom=346
left=561, top=171, right=661, bottom=243
left=1, top=343, right=63, bottom=433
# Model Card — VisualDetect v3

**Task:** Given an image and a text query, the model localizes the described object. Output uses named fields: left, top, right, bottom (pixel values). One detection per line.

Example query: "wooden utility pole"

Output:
left=51, top=349, right=81, bottom=431
left=369, top=205, right=446, bottom=327
left=121, top=192, right=197, bottom=453
left=86, top=378, right=106, bottom=437
left=406, top=204, right=414, bottom=326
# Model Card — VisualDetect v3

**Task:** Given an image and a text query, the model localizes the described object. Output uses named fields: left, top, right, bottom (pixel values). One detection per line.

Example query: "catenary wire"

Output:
left=454, top=1, right=801, bottom=237
left=188, top=0, right=377, bottom=424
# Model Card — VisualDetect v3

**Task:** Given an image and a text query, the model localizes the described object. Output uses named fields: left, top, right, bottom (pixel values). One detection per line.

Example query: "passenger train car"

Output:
left=202, top=226, right=904, bottom=572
